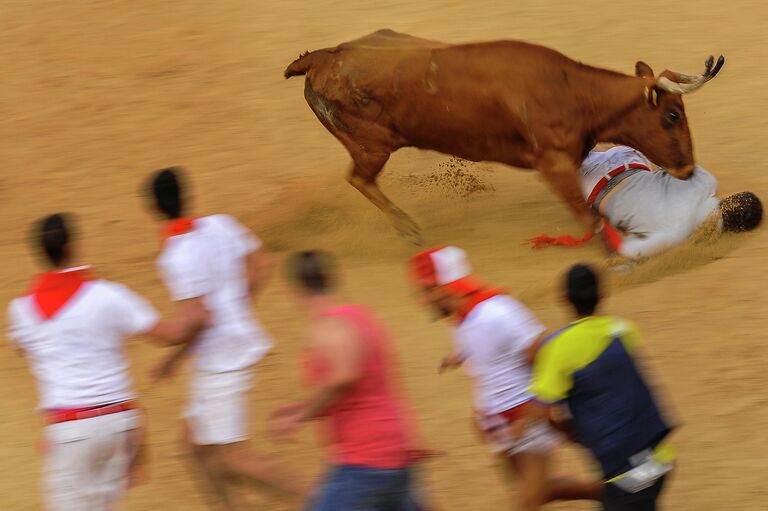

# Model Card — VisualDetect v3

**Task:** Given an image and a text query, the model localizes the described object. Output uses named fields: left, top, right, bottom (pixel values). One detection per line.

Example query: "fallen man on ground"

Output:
left=532, top=145, right=763, bottom=258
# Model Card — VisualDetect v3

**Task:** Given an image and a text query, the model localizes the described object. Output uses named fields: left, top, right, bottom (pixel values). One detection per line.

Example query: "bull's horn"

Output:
left=657, top=55, right=725, bottom=94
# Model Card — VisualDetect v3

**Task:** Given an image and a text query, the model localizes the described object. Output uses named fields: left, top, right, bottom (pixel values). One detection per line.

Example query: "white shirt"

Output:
left=453, top=295, right=546, bottom=415
left=157, top=214, right=273, bottom=373
left=580, top=147, right=720, bottom=259
left=7, top=278, right=158, bottom=410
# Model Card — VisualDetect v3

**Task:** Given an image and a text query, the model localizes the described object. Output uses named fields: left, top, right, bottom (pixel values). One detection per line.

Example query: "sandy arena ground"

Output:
left=1, top=1, right=767, bottom=509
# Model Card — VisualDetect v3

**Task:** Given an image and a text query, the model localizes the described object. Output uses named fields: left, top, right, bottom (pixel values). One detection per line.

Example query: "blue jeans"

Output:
left=310, top=465, right=420, bottom=511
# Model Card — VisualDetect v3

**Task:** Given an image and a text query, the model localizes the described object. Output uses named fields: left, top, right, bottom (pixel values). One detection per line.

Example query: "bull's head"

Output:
left=620, top=56, right=724, bottom=179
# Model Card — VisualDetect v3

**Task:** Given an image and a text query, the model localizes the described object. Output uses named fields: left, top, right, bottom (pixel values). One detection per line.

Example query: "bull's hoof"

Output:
left=393, top=218, right=424, bottom=246
left=398, top=229, right=425, bottom=246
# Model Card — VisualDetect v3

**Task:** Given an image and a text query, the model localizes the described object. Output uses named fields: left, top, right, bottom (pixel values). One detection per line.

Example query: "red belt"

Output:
left=586, top=163, right=651, bottom=206
left=479, top=401, right=531, bottom=432
left=45, top=400, right=138, bottom=425
left=498, top=401, right=531, bottom=423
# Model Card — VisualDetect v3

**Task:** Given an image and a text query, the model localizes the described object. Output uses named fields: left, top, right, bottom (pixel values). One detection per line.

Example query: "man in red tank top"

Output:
left=268, top=250, right=431, bottom=511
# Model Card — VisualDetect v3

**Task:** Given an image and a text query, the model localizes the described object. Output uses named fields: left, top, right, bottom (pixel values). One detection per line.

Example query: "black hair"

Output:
left=720, top=192, right=762, bottom=233
left=565, top=263, right=600, bottom=316
left=286, top=250, right=336, bottom=294
left=149, top=167, right=185, bottom=219
left=37, top=213, right=72, bottom=267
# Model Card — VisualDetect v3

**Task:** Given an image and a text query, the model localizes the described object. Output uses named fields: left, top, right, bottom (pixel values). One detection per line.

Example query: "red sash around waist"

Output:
left=45, top=400, right=138, bottom=425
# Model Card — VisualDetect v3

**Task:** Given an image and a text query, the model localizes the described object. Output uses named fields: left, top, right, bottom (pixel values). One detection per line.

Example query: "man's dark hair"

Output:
left=720, top=191, right=762, bottom=233
left=149, top=167, right=185, bottom=219
left=37, top=213, right=72, bottom=267
left=286, top=250, right=337, bottom=294
left=565, top=263, right=600, bottom=316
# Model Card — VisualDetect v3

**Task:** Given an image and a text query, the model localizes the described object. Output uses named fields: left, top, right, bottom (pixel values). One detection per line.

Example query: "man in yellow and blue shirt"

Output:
left=529, top=264, right=675, bottom=511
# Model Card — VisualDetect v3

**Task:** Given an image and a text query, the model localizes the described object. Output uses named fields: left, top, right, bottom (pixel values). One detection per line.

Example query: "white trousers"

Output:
left=184, top=367, right=253, bottom=445
left=44, top=411, right=139, bottom=511
left=476, top=410, right=562, bottom=456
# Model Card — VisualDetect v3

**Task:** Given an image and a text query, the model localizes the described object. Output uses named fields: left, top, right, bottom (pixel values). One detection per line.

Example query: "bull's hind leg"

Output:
left=345, top=150, right=424, bottom=245
left=305, top=79, right=419, bottom=243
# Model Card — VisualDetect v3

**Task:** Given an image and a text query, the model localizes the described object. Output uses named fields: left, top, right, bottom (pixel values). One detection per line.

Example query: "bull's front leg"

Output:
left=534, top=151, right=624, bottom=253
left=536, top=151, right=598, bottom=233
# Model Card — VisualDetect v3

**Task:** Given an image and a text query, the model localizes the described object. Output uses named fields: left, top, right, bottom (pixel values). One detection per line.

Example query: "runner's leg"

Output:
left=217, top=441, right=307, bottom=498
left=401, top=467, right=436, bottom=511
left=507, top=451, right=548, bottom=511
left=184, top=423, right=241, bottom=510
left=90, top=427, right=134, bottom=509
left=309, top=466, right=370, bottom=511
left=544, top=475, right=603, bottom=502
left=602, top=475, right=666, bottom=511
left=186, top=368, right=305, bottom=505
left=45, top=438, right=91, bottom=511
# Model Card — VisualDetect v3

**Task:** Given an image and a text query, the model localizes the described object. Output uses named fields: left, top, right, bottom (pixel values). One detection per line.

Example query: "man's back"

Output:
left=579, top=146, right=653, bottom=199
left=455, top=294, right=545, bottom=415
left=530, top=264, right=674, bottom=508
left=532, top=316, right=670, bottom=478
left=580, top=146, right=721, bottom=257
left=158, top=214, right=272, bottom=372
left=8, top=277, right=156, bottom=409
left=604, top=167, right=719, bottom=236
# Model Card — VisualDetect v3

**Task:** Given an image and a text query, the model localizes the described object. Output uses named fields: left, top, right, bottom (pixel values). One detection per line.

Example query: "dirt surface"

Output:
left=1, top=1, right=767, bottom=509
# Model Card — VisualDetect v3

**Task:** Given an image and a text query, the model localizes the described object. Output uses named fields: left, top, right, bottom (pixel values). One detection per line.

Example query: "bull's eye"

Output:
left=663, top=110, right=681, bottom=128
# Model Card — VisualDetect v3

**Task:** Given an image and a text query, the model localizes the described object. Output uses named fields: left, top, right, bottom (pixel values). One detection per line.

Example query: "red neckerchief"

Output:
left=162, top=217, right=196, bottom=241
left=28, top=267, right=92, bottom=320
left=456, top=288, right=504, bottom=323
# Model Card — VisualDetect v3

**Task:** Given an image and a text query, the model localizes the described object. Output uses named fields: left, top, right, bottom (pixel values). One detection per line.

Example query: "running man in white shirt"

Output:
left=577, top=145, right=763, bottom=258
left=146, top=168, right=305, bottom=509
left=407, top=246, right=600, bottom=511
left=6, top=213, right=206, bottom=511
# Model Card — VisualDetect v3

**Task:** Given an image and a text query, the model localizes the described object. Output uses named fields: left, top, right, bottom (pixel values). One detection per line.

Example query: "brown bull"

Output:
left=285, top=29, right=724, bottom=244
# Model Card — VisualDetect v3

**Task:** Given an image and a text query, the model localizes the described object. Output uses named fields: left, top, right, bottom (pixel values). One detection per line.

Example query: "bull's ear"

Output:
left=635, top=61, right=655, bottom=78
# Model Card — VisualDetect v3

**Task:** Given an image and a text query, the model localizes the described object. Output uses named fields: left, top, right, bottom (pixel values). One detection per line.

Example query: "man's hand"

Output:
left=408, top=447, right=445, bottom=463
left=143, top=299, right=209, bottom=347
left=510, top=415, right=531, bottom=440
left=268, top=403, right=305, bottom=441
left=548, top=405, right=579, bottom=443
left=127, top=425, right=150, bottom=489
left=246, top=250, right=272, bottom=301
left=438, top=352, right=465, bottom=374
left=186, top=303, right=211, bottom=330
left=599, top=219, right=623, bottom=253
left=149, top=355, right=181, bottom=384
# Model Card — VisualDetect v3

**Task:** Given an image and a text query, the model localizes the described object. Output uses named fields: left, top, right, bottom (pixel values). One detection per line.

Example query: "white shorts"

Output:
left=44, top=410, right=140, bottom=511
left=184, top=367, right=253, bottom=445
left=476, top=408, right=561, bottom=456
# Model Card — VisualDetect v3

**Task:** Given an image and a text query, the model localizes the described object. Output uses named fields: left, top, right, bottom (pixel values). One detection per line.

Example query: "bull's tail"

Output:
left=284, top=49, right=335, bottom=79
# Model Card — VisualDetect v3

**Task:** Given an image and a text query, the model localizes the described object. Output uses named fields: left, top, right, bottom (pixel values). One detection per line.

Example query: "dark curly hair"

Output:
left=719, top=192, right=763, bottom=232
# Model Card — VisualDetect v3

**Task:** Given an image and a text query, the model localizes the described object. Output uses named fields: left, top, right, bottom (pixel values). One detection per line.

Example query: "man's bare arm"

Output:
left=246, top=250, right=272, bottom=300
left=146, top=298, right=208, bottom=381
left=524, top=333, right=548, bottom=365
left=143, top=297, right=208, bottom=346
left=298, top=317, right=363, bottom=420
left=269, top=317, right=363, bottom=436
